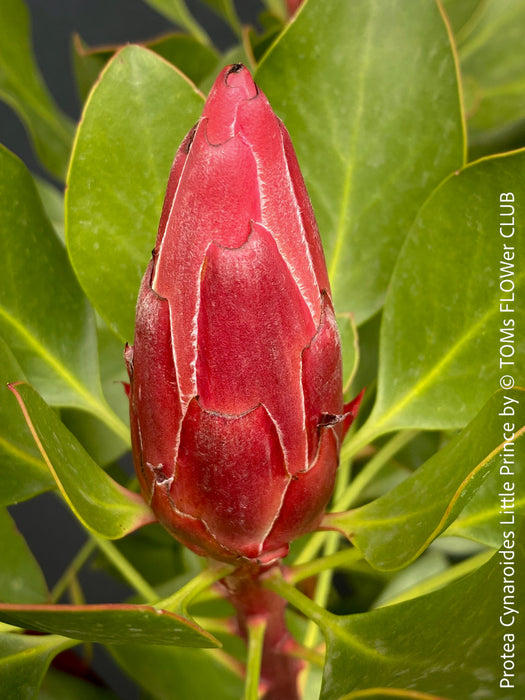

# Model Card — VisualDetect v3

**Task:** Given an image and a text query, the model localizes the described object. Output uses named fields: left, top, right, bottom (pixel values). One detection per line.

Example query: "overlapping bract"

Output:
left=126, top=64, right=360, bottom=564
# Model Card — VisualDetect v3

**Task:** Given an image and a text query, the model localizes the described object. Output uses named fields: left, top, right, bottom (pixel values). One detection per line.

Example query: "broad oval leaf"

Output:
left=0, top=146, right=127, bottom=442
left=0, top=0, right=74, bottom=179
left=0, top=338, right=53, bottom=506
left=66, top=45, right=204, bottom=342
left=325, top=389, right=524, bottom=570
left=0, top=508, right=48, bottom=603
left=0, top=633, right=77, bottom=700
left=361, top=148, right=525, bottom=439
left=319, top=550, right=525, bottom=698
left=0, top=603, right=218, bottom=648
left=9, top=383, right=153, bottom=540
left=256, top=0, right=465, bottom=323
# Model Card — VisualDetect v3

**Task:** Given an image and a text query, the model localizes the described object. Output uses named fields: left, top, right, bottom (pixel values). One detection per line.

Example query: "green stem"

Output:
left=263, top=570, right=328, bottom=631
left=334, top=430, right=418, bottom=511
left=288, top=547, right=363, bottom=585
left=302, top=533, right=339, bottom=649
left=93, top=535, right=158, bottom=602
left=292, top=531, right=330, bottom=566
left=51, top=538, right=97, bottom=603
left=156, top=562, right=234, bottom=615
left=244, top=617, right=267, bottom=700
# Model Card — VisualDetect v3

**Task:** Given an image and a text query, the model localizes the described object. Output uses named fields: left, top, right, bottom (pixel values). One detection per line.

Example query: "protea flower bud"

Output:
left=126, top=64, right=361, bottom=565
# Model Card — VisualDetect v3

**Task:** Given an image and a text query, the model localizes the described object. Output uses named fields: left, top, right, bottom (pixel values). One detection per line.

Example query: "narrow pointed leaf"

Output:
left=0, top=508, right=48, bottom=603
left=200, top=0, right=242, bottom=36
left=0, top=633, right=77, bottom=700
left=256, top=0, right=464, bottom=323
left=362, top=148, right=525, bottom=439
left=142, top=0, right=210, bottom=44
left=9, top=383, right=153, bottom=540
left=66, top=45, right=204, bottom=342
left=0, top=603, right=218, bottom=648
left=0, top=338, right=53, bottom=506
left=325, top=389, right=524, bottom=570
left=0, top=0, right=74, bottom=179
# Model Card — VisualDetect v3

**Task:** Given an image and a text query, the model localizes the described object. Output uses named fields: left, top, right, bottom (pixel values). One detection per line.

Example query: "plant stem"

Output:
left=157, top=562, right=234, bottom=615
left=262, top=569, right=328, bottom=630
left=334, top=429, right=418, bottom=511
left=292, top=531, right=330, bottom=566
left=92, top=535, right=158, bottom=602
left=288, top=547, right=363, bottom=585
left=221, top=565, right=304, bottom=700
left=51, top=538, right=97, bottom=603
left=244, top=617, right=267, bottom=700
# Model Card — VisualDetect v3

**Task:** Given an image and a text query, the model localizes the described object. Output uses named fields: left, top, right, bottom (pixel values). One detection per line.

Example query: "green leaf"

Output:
left=33, top=178, right=65, bottom=244
left=0, top=603, right=218, bottom=648
left=0, top=338, right=53, bottom=506
left=325, top=389, right=524, bottom=570
left=72, top=34, right=218, bottom=104
left=111, top=644, right=243, bottom=699
left=447, top=420, right=525, bottom=547
left=199, top=0, right=242, bottom=36
left=457, top=0, right=525, bottom=158
left=360, top=148, right=525, bottom=440
left=39, top=667, right=118, bottom=700
left=256, top=0, right=465, bottom=323
left=0, top=0, right=74, bottom=179
left=441, top=0, right=483, bottom=38
left=142, top=0, right=210, bottom=45
left=319, top=550, right=525, bottom=698
left=66, top=45, right=204, bottom=342
left=148, top=34, right=219, bottom=84
left=337, top=313, right=359, bottom=395
left=0, top=146, right=127, bottom=442
left=0, top=633, right=77, bottom=700
left=9, top=383, right=153, bottom=540
left=60, top=318, right=129, bottom=466
left=0, top=508, right=48, bottom=603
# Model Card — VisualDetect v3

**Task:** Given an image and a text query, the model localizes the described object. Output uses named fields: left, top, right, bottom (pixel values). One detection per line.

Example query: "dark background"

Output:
left=2, top=1, right=263, bottom=696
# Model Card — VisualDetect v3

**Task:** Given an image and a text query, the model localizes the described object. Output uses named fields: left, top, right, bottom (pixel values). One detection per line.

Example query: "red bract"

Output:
left=126, top=64, right=361, bottom=565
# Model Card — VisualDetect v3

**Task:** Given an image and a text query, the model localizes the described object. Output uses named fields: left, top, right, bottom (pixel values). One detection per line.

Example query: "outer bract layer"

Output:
left=126, top=64, right=361, bottom=565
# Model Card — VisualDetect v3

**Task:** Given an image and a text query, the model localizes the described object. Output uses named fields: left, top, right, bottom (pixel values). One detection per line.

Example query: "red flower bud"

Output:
left=126, top=64, right=361, bottom=565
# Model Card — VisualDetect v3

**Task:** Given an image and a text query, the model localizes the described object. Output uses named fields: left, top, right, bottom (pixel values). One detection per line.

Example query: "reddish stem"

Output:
left=220, top=564, right=304, bottom=700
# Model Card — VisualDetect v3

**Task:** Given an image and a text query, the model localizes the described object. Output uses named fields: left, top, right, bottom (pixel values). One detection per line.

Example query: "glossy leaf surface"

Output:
left=10, top=383, right=153, bottom=540
left=326, top=389, right=524, bottom=570
left=0, top=633, right=77, bottom=700
left=66, top=46, right=204, bottom=341
left=320, top=550, right=524, bottom=698
left=361, top=149, right=525, bottom=440
left=0, top=338, right=53, bottom=506
left=0, top=146, right=126, bottom=442
left=0, top=0, right=74, bottom=179
left=256, top=0, right=464, bottom=323
left=0, top=603, right=218, bottom=647
left=0, top=508, right=48, bottom=603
